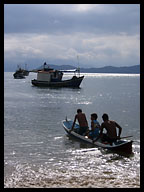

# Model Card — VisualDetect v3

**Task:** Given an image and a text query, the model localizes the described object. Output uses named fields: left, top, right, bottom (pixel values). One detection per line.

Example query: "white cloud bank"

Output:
left=4, top=4, right=140, bottom=68
left=4, top=32, right=140, bottom=67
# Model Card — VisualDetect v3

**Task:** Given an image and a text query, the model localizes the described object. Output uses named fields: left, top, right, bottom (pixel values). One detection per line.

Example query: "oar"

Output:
left=119, top=135, right=133, bottom=139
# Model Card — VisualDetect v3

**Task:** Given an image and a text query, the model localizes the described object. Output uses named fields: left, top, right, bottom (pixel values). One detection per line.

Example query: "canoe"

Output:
left=62, top=120, right=133, bottom=155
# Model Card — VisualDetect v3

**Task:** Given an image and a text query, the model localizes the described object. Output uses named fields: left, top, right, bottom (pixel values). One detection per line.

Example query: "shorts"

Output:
left=78, top=126, right=89, bottom=135
left=102, top=134, right=117, bottom=143
left=89, top=129, right=99, bottom=139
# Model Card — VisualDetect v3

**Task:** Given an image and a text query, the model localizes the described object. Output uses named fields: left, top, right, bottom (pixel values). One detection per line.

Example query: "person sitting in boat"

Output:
left=93, top=113, right=122, bottom=145
left=88, top=113, right=100, bottom=139
left=70, top=109, right=89, bottom=135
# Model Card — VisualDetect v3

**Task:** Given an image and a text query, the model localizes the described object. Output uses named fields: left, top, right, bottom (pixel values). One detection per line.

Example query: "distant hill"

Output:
left=80, top=65, right=140, bottom=74
left=34, top=64, right=76, bottom=71
left=5, top=61, right=140, bottom=74
left=34, top=64, right=140, bottom=74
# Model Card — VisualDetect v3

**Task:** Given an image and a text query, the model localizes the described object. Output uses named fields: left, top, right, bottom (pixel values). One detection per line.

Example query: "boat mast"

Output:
left=77, top=55, right=80, bottom=77
left=25, top=63, right=28, bottom=70
left=43, top=62, right=47, bottom=70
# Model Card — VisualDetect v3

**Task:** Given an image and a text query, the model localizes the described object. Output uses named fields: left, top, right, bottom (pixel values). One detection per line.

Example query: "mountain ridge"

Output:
left=5, top=63, right=140, bottom=74
left=34, top=64, right=140, bottom=74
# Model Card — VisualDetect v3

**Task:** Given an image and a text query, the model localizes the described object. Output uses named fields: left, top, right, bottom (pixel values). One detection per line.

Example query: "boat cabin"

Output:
left=37, top=70, right=63, bottom=82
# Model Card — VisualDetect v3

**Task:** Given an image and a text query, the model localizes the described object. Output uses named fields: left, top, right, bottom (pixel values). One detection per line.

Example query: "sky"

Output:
left=4, top=4, right=140, bottom=69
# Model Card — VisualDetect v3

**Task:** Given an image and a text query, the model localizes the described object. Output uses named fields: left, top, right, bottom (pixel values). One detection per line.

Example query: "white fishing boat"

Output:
left=31, top=63, right=84, bottom=88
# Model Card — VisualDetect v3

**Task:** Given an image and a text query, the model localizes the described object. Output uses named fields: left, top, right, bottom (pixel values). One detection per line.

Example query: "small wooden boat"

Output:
left=62, top=120, right=133, bottom=155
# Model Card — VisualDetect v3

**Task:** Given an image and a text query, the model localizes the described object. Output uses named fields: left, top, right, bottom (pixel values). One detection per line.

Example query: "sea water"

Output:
left=4, top=72, right=140, bottom=188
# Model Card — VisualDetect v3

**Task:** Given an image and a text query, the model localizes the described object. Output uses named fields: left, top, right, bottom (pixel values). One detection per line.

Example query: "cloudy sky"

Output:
left=4, top=4, right=140, bottom=69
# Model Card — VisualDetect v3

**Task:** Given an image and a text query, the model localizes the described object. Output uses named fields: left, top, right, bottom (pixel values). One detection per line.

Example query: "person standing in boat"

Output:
left=93, top=113, right=122, bottom=145
left=70, top=109, right=89, bottom=135
left=88, top=113, right=100, bottom=139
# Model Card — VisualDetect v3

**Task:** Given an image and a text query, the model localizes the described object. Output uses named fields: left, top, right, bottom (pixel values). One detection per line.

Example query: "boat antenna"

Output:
left=77, top=55, right=80, bottom=77
left=44, top=62, right=47, bottom=70
left=25, top=63, right=28, bottom=70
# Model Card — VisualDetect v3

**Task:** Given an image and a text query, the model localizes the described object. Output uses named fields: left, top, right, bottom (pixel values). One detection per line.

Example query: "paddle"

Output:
left=119, top=135, right=133, bottom=139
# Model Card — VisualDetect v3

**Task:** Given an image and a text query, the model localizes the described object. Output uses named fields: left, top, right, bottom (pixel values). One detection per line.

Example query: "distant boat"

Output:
left=31, top=62, right=84, bottom=88
left=13, top=72, right=25, bottom=79
left=22, top=70, right=29, bottom=76
left=13, top=64, right=29, bottom=79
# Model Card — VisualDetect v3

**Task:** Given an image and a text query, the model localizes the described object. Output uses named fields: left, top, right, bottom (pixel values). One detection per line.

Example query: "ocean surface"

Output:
left=4, top=72, right=140, bottom=188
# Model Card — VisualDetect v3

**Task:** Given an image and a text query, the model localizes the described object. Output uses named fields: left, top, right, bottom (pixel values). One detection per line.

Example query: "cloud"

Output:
left=71, top=4, right=99, bottom=12
left=4, top=4, right=139, bottom=35
left=4, top=32, right=140, bottom=67
left=4, top=4, right=140, bottom=68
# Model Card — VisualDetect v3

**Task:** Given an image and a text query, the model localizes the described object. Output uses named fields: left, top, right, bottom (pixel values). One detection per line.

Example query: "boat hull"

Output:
left=13, top=73, right=25, bottom=79
left=62, top=120, right=133, bottom=155
left=32, top=76, right=84, bottom=88
left=23, top=70, right=29, bottom=76
left=13, top=68, right=29, bottom=78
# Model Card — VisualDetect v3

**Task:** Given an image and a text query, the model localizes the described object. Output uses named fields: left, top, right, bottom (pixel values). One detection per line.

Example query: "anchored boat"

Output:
left=13, top=64, right=29, bottom=79
left=31, top=63, right=84, bottom=88
left=13, top=72, right=25, bottom=79
left=62, top=119, right=133, bottom=155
